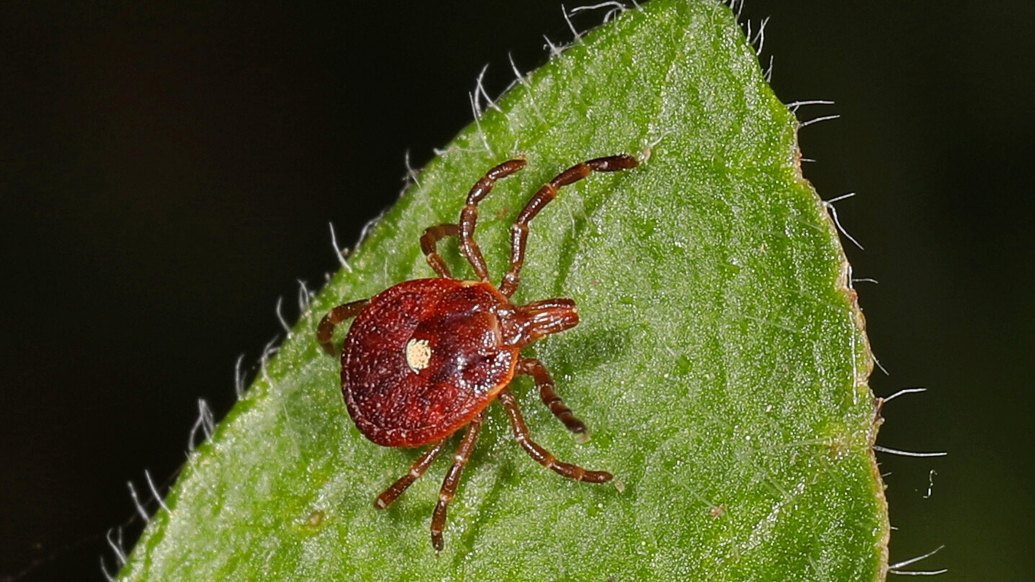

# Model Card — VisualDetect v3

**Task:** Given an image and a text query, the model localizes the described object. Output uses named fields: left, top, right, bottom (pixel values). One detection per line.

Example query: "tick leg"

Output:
left=419, top=223, right=460, bottom=278
left=459, top=158, right=527, bottom=282
left=430, top=412, right=484, bottom=552
left=316, top=299, right=370, bottom=355
left=498, top=387, right=612, bottom=484
left=499, top=154, right=638, bottom=298
left=375, top=438, right=448, bottom=510
left=518, top=357, right=588, bottom=436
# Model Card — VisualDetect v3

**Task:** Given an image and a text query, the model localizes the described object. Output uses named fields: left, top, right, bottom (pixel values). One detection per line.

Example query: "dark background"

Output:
left=1, top=1, right=1031, bottom=580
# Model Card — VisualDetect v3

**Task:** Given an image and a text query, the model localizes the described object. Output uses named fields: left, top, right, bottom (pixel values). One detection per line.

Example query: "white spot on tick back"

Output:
left=406, top=338, right=432, bottom=374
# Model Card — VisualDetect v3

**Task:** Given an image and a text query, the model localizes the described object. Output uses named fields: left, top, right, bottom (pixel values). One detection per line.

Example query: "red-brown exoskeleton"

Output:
left=317, top=154, right=638, bottom=551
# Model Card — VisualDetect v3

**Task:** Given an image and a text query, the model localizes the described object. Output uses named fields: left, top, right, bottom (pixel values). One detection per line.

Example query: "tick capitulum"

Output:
left=317, top=154, right=638, bottom=551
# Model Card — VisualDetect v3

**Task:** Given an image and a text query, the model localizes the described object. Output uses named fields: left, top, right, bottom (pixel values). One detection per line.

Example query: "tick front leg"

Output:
left=497, top=387, right=612, bottom=484
left=430, top=412, right=484, bottom=552
left=316, top=299, right=370, bottom=355
left=518, top=357, right=588, bottom=437
left=375, top=438, right=448, bottom=509
left=458, top=158, right=527, bottom=282
left=499, top=154, right=638, bottom=298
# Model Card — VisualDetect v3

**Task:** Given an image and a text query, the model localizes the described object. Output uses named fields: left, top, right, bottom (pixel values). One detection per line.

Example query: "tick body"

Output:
left=318, top=154, right=638, bottom=551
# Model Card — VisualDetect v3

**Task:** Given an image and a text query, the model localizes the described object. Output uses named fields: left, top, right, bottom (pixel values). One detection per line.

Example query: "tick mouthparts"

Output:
left=501, top=298, right=579, bottom=347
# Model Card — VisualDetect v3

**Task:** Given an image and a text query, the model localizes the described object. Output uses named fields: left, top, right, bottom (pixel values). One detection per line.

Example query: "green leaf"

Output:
left=121, top=0, right=887, bottom=579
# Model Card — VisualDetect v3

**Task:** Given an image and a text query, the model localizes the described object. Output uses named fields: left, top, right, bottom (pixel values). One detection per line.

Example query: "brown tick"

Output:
left=317, top=154, right=638, bottom=551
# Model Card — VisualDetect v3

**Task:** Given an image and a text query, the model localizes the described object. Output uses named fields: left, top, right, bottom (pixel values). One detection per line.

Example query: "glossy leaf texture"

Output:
left=121, top=0, right=888, bottom=579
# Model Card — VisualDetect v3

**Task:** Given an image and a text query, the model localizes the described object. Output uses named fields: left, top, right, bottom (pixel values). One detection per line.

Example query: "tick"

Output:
left=317, top=154, right=638, bottom=551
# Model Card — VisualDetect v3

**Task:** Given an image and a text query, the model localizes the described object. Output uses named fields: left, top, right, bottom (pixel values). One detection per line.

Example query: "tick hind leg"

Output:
left=375, top=438, right=448, bottom=510
left=430, top=412, right=485, bottom=552
left=458, top=158, right=528, bottom=282
left=499, top=154, right=638, bottom=298
left=316, top=299, right=370, bottom=355
left=518, top=357, right=589, bottom=438
left=497, top=387, right=612, bottom=484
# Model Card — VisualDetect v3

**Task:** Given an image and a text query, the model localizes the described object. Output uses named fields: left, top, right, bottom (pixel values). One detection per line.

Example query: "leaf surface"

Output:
left=121, top=1, right=888, bottom=579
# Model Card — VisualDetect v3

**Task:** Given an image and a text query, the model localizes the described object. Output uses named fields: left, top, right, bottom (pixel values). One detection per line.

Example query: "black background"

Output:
left=2, top=1, right=1032, bottom=580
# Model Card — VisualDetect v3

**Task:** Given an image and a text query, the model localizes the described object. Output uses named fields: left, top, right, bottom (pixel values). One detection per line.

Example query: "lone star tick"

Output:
left=317, top=154, right=638, bottom=551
